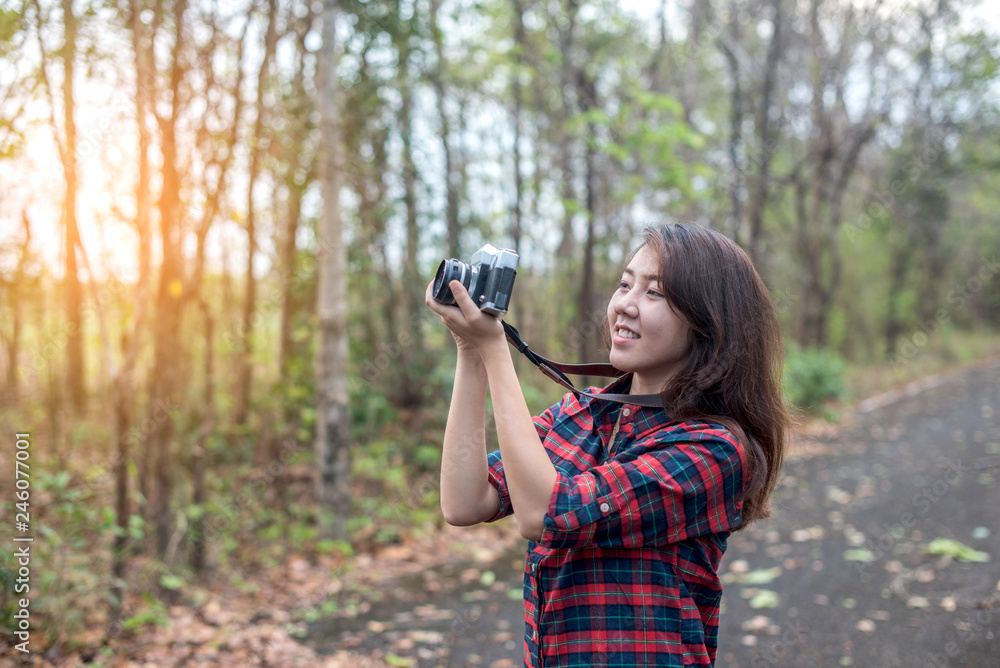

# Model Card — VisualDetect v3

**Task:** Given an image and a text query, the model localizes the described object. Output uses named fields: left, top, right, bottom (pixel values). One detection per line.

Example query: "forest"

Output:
left=0, top=0, right=999, bottom=665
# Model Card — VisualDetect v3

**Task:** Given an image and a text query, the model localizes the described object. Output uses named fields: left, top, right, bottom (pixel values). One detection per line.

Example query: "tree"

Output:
left=32, top=0, right=86, bottom=411
left=233, top=0, right=279, bottom=426
left=316, top=0, right=351, bottom=540
left=783, top=0, right=884, bottom=347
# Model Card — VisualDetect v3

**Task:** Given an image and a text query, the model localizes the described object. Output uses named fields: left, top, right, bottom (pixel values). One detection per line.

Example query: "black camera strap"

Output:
left=501, top=321, right=664, bottom=408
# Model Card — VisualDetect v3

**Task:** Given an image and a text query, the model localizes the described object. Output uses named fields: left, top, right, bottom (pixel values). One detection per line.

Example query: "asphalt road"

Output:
left=716, top=358, right=1000, bottom=668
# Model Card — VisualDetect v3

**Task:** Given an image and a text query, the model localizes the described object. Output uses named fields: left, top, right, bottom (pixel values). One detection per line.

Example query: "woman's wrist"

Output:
left=456, top=345, right=485, bottom=366
left=478, top=337, right=511, bottom=369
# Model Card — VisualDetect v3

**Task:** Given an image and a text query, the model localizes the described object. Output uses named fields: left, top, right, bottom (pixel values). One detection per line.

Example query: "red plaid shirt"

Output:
left=486, top=375, right=746, bottom=667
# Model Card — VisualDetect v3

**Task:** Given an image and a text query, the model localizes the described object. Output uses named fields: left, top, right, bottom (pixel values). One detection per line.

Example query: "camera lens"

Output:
left=432, top=258, right=470, bottom=305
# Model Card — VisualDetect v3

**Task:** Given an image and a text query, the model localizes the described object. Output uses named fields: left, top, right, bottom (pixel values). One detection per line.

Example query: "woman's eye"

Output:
left=648, top=289, right=664, bottom=298
left=617, top=280, right=630, bottom=290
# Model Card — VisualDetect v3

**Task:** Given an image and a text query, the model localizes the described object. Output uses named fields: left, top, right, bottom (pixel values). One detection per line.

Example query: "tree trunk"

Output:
left=745, top=0, right=783, bottom=265
left=554, top=0, right=580, bottom=263
left=60, top=0, right=85, bottom=413
left=278, top=9, right=314, bottom=386
left=278, top=179, right=305, bottom=383
left=32, top=0, right=85, bottom=411
left=680, top=0, right=706, bottom=125
left=190, top=298, right=213, bottom=573
left=509, top=0, right=527, bottom=331
left=430, top=0, right=460, bottom=260
left=148, top=0, right=189, bottom=558
left=577, top=130, right=598, bottom=377
left=316, top=0, right=351, bottom=541
left=719, top=12, right=744, bottom=242
left=108, top=1, right=155, bottom=628
left=235, top=0, right=278, bottom=425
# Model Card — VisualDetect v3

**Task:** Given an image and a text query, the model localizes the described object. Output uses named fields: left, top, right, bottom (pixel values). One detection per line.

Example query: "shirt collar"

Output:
left=561, top=374, right=672, bottom=437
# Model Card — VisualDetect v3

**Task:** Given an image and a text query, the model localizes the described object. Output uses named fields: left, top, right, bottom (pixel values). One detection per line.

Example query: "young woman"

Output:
left=424, top=223, right=788, bottom=667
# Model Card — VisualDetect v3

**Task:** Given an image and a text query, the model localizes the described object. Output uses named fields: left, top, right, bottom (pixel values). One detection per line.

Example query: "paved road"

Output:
left=717, top=358, right=1000, bottom=668
left=305, top=359, right=1000, bottom=667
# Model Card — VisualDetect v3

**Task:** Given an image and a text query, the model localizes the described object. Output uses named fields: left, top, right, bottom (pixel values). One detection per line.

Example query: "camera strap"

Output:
left=501, top=321, right=664, bottom=408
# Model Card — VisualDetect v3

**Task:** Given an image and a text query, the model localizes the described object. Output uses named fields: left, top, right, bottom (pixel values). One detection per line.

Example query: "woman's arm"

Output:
left=425, top=279, right=557, bottom=540
left=438, top=348, right=500, bottom=526
left=478, top=340, right=556, bottom=540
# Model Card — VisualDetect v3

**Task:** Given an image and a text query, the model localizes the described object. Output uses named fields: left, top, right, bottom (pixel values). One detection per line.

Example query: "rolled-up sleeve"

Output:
left=484, top=399, right=561, bottom=524
left=538, top=426, right=746, bottom=549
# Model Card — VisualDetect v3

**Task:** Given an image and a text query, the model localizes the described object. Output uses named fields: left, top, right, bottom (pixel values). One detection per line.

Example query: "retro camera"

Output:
left=432, top=244, right=518, bottom=317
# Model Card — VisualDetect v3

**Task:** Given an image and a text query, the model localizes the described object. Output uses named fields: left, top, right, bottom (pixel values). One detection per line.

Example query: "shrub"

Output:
left=783, top=344, right=847, bottom=413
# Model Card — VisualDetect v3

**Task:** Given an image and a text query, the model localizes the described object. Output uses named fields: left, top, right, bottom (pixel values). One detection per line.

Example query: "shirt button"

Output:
left=600, top=502, right=611, bottom=513
left=622, top=407, right=631, bottom=417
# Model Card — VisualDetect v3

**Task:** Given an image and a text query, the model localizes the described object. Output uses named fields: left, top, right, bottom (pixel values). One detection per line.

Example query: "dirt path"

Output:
left=302, top=359, right=1000, bottom=667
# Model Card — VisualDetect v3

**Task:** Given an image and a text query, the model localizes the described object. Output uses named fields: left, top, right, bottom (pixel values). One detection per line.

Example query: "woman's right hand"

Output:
left=425, top=280, right=481, bottom=357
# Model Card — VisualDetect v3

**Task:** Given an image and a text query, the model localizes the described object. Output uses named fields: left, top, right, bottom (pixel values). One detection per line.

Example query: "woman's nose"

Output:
left=615, top=291, right=639, bottom=317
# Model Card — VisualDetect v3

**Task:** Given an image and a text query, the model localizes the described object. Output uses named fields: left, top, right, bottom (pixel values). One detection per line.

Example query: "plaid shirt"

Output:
left=486, top=375, right=746, bottom=667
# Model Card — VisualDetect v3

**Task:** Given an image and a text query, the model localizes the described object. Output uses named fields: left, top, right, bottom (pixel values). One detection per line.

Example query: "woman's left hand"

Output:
left=424, top=280, right=506, bottom=354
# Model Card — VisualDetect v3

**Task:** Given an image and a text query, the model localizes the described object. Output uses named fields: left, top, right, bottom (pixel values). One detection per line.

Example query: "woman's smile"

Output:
left=612, top=324, right=640, bottom=342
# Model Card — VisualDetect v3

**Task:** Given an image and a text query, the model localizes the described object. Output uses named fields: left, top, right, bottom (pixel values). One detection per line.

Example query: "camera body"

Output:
left=432, top=244, right=518, bottom=317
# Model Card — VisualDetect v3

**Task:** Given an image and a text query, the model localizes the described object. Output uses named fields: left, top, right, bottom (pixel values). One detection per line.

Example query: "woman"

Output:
left=424, top=223, right=788, bottom=667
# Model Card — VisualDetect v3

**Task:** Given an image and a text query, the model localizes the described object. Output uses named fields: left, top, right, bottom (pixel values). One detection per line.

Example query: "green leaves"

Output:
left=926, top=538, right=991, bottom=563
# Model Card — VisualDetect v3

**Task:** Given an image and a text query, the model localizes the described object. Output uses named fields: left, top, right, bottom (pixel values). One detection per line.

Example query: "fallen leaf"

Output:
left=926, top=538, right=991, bottom=562
left=385, top=653, right=414, bottom=667
left=729, top=559, right=750, bottom=573
left=743, top=567, right=783, bottom=585
left=748, top=590, right=780, bottom=609
left=741, top=615, right=774, bottom=633
left=843, top=549, right=876, bottom=563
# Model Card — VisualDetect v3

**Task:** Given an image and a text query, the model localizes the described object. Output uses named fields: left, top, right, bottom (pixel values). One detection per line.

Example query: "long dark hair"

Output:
left=628, top=224, right=788, bottom=526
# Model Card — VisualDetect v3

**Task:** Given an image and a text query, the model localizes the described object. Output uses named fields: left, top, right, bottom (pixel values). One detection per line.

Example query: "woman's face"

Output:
left=607, top=244, right=692, bottom=395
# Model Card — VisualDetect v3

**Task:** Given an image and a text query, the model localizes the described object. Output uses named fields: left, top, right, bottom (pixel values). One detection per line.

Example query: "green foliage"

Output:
left=0, top=468, right=107, bottom=649
left=122, top=594, right=169, bottom=632
left=158, top=574, right=186, bottom=591
left=783, top=344, right=848, bottom=413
